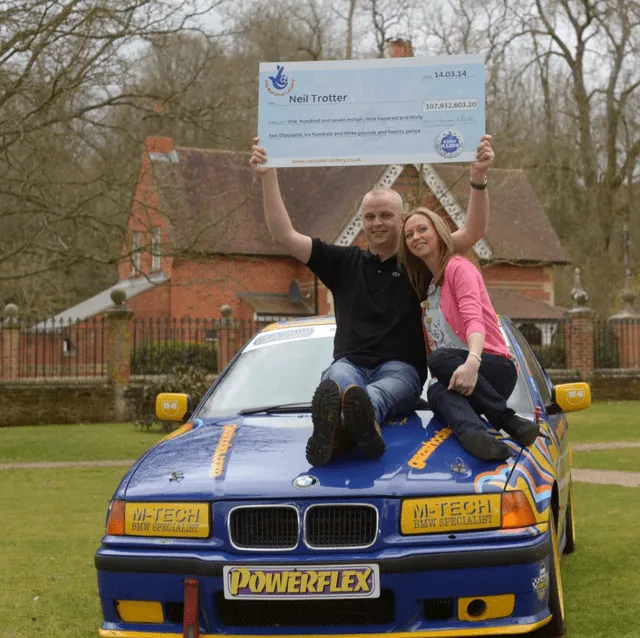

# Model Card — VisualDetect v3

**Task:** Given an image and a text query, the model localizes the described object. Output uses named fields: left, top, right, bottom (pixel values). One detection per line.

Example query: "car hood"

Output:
left=124, top=412, right=518, bottom=501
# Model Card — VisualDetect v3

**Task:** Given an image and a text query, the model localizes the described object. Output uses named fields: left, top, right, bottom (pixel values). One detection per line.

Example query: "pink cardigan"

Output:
left=423, top=256, right=510, bottom=359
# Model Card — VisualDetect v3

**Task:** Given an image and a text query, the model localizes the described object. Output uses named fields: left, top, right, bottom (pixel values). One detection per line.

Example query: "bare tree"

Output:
left=0, top=0, right=229, bottom=313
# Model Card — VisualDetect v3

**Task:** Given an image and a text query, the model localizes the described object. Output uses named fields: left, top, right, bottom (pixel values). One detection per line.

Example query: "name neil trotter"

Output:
left=289, top=94, right=348, bottom=103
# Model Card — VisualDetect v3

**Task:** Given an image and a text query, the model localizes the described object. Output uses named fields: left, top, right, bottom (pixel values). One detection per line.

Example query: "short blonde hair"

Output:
left=397, top=208, right=455, bottom=300
left=361, top=188, right=405, bottom=214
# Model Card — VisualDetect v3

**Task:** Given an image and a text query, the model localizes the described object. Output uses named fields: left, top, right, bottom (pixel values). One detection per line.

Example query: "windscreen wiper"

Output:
left=237, top=403, right=313, bottom=415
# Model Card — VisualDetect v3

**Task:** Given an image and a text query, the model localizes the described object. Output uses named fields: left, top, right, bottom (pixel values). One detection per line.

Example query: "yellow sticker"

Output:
left=209, top=424, right=237, bottom=477
left=125, top=502, right=209, bottom=538
left=408, top=427, right=453, bottom=469
left=401, top=494, right=501, bottom=534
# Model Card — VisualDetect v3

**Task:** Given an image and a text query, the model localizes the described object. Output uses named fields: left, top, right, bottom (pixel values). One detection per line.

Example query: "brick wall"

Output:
left=482, top=264, right=554, bottom=304
left=119, top=138, right=175, bottom=283
left=170, top=255, right=314, bottom=320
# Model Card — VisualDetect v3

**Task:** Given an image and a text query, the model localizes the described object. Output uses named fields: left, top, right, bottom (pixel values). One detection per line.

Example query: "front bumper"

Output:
left=96, top=532, right=553, bottom=636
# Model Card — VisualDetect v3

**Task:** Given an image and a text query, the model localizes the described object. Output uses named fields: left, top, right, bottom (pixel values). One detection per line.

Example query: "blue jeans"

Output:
left=321, top=358, right=422, bottom=425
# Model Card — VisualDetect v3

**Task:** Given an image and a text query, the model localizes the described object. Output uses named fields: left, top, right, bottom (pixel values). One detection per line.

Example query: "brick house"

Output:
left=45, top=134, right=569, bottom=348
left=14, top=144, right=571, bottom=378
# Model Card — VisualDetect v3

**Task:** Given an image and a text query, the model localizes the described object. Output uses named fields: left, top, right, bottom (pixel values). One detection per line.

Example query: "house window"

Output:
left=151, top=227, right=161, bottom=271
left=62, top=338, right=72, bottom=356
left=132, top=231, right=142, bottom=274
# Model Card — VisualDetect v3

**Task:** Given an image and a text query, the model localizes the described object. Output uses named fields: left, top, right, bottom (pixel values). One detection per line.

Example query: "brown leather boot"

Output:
left=342, top=385, right=386, bottom=460
left=306, top=380, right=343, bottom=467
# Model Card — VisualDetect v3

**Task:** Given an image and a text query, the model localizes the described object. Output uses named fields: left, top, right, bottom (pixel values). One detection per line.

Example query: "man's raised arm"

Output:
left=250, top=138, right=312, bottom=264
left=451, top=134, right=494, bottom=254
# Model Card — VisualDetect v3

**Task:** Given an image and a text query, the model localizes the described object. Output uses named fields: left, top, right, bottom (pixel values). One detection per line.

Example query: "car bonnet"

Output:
left=123, top=412, right=520, bottom=501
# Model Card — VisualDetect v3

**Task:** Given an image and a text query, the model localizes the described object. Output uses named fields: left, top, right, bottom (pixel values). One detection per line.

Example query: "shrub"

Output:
left=132, top=340, right=217, bottom=375
left=134, top=365, right=213, bottom=431
left=532, top=343, right=566, bottom=369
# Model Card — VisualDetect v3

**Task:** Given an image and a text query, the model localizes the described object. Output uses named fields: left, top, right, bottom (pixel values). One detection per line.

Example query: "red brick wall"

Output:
left=170, top=255, right=314, bottom=320
left=127, top=282, right=171, bottom=319
left=482, top=264, right=554, bottom=303
left=118, top=138, right=175, bottom=282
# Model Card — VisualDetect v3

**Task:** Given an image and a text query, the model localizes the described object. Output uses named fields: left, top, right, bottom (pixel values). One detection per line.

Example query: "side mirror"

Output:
left=156, top=393, right=193, bottom=422
left=545, top=382, right=591, bottom=415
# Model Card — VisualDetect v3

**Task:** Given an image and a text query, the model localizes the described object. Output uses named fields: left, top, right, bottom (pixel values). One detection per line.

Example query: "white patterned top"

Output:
left=422, top=282, right=468, bottom=352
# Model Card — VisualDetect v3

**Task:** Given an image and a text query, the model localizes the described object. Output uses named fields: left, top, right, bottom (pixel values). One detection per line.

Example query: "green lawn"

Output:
left=0, top=467, right=122, bottom=638
left=567, top=400, right=640, bottom=443
left=0, top=469, right=639, bottom=637
left=573, top=447, right=640, bottom=472
left=0, top=423, right=166, bottom=464
left=0, top=404, right=638, bottom=637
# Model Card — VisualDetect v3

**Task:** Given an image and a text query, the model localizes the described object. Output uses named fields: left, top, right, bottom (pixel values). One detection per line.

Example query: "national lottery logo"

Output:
left=266, top=64, right=295, bottom=97
left=435, top=129, right=464, bottom=159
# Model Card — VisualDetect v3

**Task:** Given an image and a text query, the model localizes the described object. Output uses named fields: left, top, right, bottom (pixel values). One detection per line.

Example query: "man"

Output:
left=250, top=135, right=502, bottom=466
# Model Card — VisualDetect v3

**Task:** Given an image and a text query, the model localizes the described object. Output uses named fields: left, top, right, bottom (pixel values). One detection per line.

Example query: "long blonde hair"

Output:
left=398, top=208, right=455, bottom=301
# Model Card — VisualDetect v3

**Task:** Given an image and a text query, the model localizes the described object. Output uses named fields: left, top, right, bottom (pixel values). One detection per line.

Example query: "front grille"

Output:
left=305, top=504, right=378, bottom=548
left=215, top=589, right=395, bottom=627
left=229, top=506, right=298, bottom=549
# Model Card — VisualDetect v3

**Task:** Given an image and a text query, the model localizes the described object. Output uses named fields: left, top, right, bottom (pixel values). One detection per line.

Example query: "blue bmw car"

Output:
left=95, top=316, right=590, bottom=638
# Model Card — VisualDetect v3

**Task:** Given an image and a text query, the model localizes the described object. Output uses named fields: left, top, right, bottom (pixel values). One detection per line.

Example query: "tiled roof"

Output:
left=488, top=288, right=566, bottom=320
left=152, top=147, right=383, bottom=255
left=33, top=273, right=168, bottom=328
left=237, top=292, right=315, bottom=316
left=433, top=165, right=568, bottom=264
left=150, top=145, right=568, bottom=265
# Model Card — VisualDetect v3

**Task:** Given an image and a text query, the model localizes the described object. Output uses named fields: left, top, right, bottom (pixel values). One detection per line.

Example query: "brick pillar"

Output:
left=218, top=304, right=238, bottom=371
left=1, top=303, right=20, bottom=379
left=564, top=310, right=595, bottom=377
left=105, top=289, right=134, bottom=421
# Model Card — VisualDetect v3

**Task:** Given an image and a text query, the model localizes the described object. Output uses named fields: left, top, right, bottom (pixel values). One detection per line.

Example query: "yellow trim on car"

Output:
left=99, top=616, right=551, bottom=637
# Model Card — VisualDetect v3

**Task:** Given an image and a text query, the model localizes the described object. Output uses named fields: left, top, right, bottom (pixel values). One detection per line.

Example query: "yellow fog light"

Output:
left=501, top=491, right=537, bottom=529
left=116, top=600, right=163, bottom=624
left=458, top=594, right=515, bottom=621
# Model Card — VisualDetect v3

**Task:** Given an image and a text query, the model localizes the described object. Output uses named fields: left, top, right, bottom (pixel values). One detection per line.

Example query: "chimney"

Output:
left=143, top=102, right=173, bottom=155
left=384, top=38, right=414, bottom=58
left=145, top=136, right=173, bottom=155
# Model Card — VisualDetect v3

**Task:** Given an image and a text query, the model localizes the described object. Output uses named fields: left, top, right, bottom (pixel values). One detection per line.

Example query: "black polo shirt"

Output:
left=307, top=238, right=427, bottom=383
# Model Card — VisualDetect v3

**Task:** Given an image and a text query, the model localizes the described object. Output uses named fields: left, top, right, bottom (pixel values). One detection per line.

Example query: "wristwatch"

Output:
left=470, top=176, right=488, bottom=190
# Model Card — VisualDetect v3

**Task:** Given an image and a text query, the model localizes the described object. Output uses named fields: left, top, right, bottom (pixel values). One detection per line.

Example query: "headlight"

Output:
left=400, top=491, right=536, bottom=534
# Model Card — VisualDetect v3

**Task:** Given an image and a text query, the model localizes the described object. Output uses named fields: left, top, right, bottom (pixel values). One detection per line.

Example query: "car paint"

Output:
left=96, top=316, right=573, bottom=637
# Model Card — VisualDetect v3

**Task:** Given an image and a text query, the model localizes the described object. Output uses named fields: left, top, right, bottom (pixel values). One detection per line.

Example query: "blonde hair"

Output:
left=397, top=208, right=455, bottom=300
left=361, top=188, right=405, bottom=215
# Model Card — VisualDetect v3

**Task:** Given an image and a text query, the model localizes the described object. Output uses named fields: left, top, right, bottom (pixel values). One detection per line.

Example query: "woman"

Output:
left=398, top=208, right=540, bottom=461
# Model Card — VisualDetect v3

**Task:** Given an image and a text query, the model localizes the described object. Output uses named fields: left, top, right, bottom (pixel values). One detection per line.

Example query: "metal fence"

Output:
left=595, top=317, right=640, bottom=369
left=4, top=313, right=637, bottom=379
left=130, top=317, right=266, bottom=376
left=512, top=319, right=567, bottom=369
left=0, top=316, right=106, bottom=379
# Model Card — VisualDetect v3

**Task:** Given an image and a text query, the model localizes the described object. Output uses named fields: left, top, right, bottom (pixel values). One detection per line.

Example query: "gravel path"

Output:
left=0, top=459, right=134, bottom=470
left=572, top=441, right=640, bottom=452
left=571, top=469, right=640, bottom=488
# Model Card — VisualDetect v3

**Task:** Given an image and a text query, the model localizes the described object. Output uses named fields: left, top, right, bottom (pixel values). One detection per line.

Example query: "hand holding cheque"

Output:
left=257, top=55, right=486, bottom=168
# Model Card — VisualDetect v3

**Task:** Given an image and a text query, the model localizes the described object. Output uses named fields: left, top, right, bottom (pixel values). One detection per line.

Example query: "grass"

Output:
left=0, top=405, right=638, bottom=637
left=0, top=467, right=123, bottom=638
left=573, top=447, right=640, bottom=473
left=0, top=471, right=639, bottom=637
left=568, top=401, right=640, bottom=444
left=562, top=483, right=640, bottom=637
left=0, top=423, right=166, bottom=464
